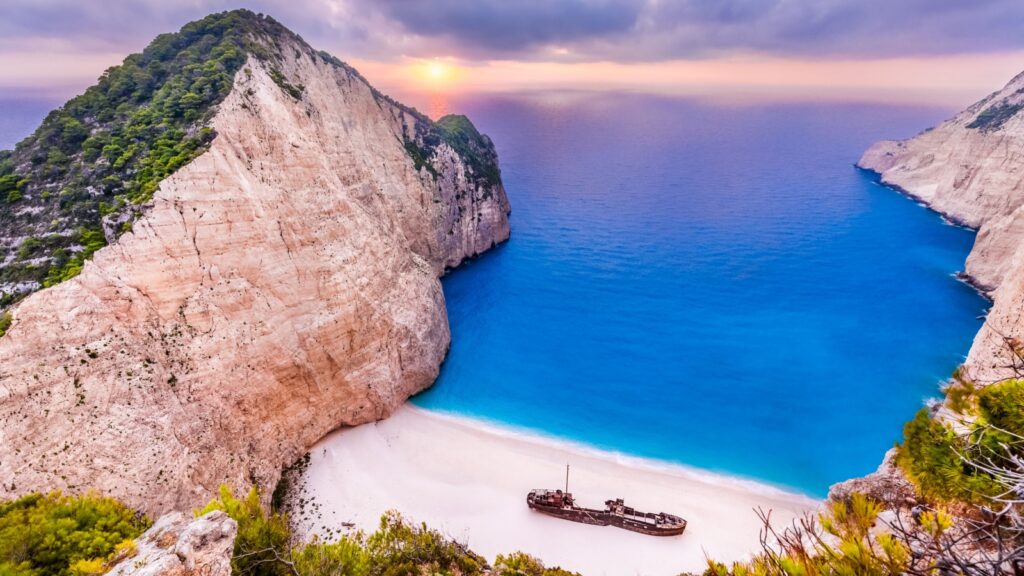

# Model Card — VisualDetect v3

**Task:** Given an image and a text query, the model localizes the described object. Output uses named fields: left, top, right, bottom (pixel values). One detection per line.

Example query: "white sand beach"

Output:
left=291, top=405, right=819, bottom=576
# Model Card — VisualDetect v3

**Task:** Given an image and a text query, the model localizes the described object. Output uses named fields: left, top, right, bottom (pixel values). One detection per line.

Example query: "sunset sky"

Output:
left=5, top=0, right=1024, bottom=107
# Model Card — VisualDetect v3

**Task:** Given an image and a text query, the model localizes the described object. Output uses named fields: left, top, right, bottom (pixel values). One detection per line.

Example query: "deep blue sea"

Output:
left=0, top=93, right=988, bottom=498
left=410, top=92, right=988, bottom=497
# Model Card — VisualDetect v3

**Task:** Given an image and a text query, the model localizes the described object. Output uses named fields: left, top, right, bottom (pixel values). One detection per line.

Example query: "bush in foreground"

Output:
left=703, top=494, right=914, bottom=576
left=0, top=492, right=148, bottom=576
left=200, top=486, right=581, bottom=576
left=897, top=377, right=1024, bottom=503
left=706, top=371, right=1024, bottom=575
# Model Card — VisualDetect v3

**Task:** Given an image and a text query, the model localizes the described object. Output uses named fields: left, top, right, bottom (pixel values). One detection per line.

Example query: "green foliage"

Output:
left=363, top=510, right=485, bottom=576
left=200, top=485, right=577, bottom=576
left=403, top=140, right=437, bottom=176
left=66, top=559, right=104, bottom=576
left=269, top=68, right=304, bottom=100
left=493, top=552, right=580, bottom=576
left=944, top=368, right=976, bottom=415
left=0, top=173, right=27, bottom=204
left=42, top=228, right=107, bottom=288
left=436, top=115, right=502, bottom=188
left=0, top=8, right=501, bottom=308
left=897, top=408, right=1002, bottom=502
left=977, top=377, right=1024, bottom=436
left=17, top=237, right=41, bottom=261
left=0, top=312, right=11, bottom=338
left=402, top=114, right=502, bottom=189
left=896, top=379, right=1024, bottom=503
left=291, top=537, right=369, bottom=576
left=198, top=486, right=292, bottom=576
left=0, top=9, right=301, bottom=295
left=0, top=492, right=148, bottom=576
left=705, top=494, right=910, bottom=576
left=967, top=100, right=1024, bottom=131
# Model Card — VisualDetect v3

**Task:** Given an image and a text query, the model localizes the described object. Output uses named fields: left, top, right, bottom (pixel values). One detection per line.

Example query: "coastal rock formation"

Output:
left=859, top=70, right=1024, bottom=384
left=827, top=449, right=915, bottom=505
left=0, top=12, right=510, bottom=515
left=107, top=511, right=237, bottom=576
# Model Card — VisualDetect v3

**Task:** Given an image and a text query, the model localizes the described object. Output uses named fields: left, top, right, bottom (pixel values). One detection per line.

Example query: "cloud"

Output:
left=2, top=0, right=1024, bottom=81
left=613, top=0, right=1024, bottom=60
left=371, top=0, right=639, bottom=55
left=343, top=0, right=1024, bottom=61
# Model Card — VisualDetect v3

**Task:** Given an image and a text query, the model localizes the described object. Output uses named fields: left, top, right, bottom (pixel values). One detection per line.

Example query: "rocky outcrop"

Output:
left=107, top=511, right=237, bottom=576
left=859, top=70, right=1024, bottom=385
left=0, top=17, right=509, bottom=515
left=828, top=449, right=916, bottom=505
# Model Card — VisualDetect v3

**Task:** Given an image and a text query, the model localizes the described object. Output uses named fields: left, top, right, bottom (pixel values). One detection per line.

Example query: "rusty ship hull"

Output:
left=526, top=489, right=687, bottom=537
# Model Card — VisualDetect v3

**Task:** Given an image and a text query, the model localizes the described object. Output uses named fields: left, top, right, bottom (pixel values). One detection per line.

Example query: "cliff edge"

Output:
left=859, top=70, right=1024, bottom=385
left=0, top=11, right=510, bottom=514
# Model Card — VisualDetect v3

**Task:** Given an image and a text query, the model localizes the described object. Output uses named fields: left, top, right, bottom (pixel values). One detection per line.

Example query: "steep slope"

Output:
left=0, top=11, right=510, bottom=514
left=859, top=71, right=1024, bottom=385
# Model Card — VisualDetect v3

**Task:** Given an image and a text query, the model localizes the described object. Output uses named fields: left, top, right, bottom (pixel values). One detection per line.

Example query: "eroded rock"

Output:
left=0, top=31, right=509, bottom=514
left=108, top=511, right=237, bottom=576
left=859, top=70, right=1024, bottom=385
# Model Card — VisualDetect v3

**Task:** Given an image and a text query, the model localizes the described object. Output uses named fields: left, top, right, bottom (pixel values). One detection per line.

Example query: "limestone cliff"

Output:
left=859, top=70, right=1024, bottom=385
left=107, top=511, right=236, bottom=576
left=0, top=11, right=510, bottom=514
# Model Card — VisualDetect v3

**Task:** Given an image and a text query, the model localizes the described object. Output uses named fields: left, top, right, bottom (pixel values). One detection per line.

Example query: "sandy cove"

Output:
left=290, top=405, right=818, bottom=576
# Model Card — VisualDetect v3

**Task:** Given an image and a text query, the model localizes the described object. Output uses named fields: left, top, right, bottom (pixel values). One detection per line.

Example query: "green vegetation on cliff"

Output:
left=0, top=10, right=304, bottom=304
left=897, top=377, right=1024, bottom=503
left=0, top=488, right=577, bottom=576
left=710, top=360, right=1024, bottom=575
left=199, top=486, right=577, bottom=576
left=0, top=311, right=11, bottom=338
left=967, top=100, right=1024, bottom=132
left=401, top=113, right=502, bottom=189
left=0, top=9, right=503, bottom=312
left=0, top=492, right=148, bottom=576
left=704, top=494, right=918, bottom=576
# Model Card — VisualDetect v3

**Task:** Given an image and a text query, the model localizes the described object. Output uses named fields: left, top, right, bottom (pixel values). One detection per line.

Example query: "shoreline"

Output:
left=289, top=405, right=819, bottom=576
left=860, top=164, right=994, bottom=303
left=856, top=165, right=977, bottom=232
left=415, top=405, right=816, bottom=501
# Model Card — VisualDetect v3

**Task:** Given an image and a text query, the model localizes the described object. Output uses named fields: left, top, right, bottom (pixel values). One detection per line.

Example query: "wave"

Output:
left=409, top=405, right=818, bottom=504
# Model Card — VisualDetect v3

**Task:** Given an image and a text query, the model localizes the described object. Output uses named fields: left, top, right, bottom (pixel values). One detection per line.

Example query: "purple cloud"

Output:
left=2, top=0, right=1024, bottom=64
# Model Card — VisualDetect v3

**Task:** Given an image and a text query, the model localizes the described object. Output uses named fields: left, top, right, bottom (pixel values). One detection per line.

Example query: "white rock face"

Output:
left=859, top=71, right=1024, bottom=384
left=0, top=44, right=509, bottom=514
left=107, top=511, right=237, bottom=576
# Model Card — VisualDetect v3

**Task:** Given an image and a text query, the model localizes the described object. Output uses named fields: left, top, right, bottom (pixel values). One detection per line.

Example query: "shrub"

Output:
left=896, top=379, right=1024, bottom=503
left=42, top=228, right=107, bottom=288
left=0, top=10, right=303, bottom=292
left=66, top=559, right=104, bottom=576
left=897, top=408, right=1003, bottom=502
left=977, top=378, right=1024, bottom=436
left=0, top=312, right=11, bottom=338
left=197, top=487, right=292, bottom=576
left=200, top=485, right=574, bottom=576
left=705, top=494, right=911, bottom=576
left=493, top=552, right=580, bottom=576
left=268, top=68, right=304, bottom=100
left=291, top=538, right=368, bottom=576
left=363, top=510, right=485, bottom=576
left=967, top=102, right=1024, bottom=132
left=0, top=492, right=148, bottom=576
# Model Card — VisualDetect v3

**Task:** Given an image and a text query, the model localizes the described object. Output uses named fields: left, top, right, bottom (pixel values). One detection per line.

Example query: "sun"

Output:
left=427, top=61, right=448, bottom=79
left=410, top=59, right=461, bottom=90
left=413, top=59, right=462, bottom=86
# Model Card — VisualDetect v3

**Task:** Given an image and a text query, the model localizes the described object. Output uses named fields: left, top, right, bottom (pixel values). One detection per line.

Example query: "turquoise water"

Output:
left=412, top=93, right=989, bottom=496
left=0, top=94, right=988, bottom=497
